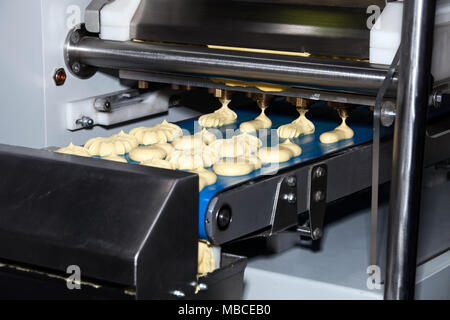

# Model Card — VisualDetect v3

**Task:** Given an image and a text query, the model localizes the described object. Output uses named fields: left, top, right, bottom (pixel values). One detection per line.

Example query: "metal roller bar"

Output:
left=385, top=0, right=437, bottom=300
left=65, top=26, right=398, bottom=96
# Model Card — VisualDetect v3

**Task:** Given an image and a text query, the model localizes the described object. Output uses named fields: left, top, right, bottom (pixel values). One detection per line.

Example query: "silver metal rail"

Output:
left=385, top=0, right=437, bottom=300
left=64, top=26, right=397, bottom=97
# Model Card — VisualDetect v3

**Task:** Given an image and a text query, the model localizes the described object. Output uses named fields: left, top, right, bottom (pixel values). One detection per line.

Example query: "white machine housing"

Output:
left=0, top=0, right=198, bottom=149
left=370, top=0, right=450, bottom=82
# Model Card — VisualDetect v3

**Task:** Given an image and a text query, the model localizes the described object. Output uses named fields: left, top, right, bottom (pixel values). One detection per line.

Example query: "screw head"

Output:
left=86, top=118, right=94, bottom=127
left=76, top=116, right=94, bottom=129
left=170, top=290, right=185, bottom=298
left=313, top=228, right=322, bottom=239
left=198, top=283, right=208, bottom=291
left=53, top=68, right=66, bottom=86
left=432, top=90, right=443, bottom=108
left=313, top=190, right=325, bottom=202
left=380, top=101, right=396, bottom=127
left=313, top=167, right=325, bottom=179
left=286, top=176, right=297, bottom=187
left=72, top=62, right=81, bottom=74
left=70, top=31, right=81, bottom=44
left=217, top=205, right=232, bottom=231
left=283, top=193, right=297, bottom=204
left=104, top=101, right=111, bottom=112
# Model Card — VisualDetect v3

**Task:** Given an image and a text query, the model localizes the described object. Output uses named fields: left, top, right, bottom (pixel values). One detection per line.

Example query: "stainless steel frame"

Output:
left=64, top=0, right=446, bottom=300
left=385, top=0, right=437, bottom=300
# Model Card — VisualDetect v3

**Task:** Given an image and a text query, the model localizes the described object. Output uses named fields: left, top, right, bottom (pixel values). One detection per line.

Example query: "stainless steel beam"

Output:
left=119, top=70, right=392, bottom=106
left=385, top=0, right=436, bottom=300
left=65, top=26, right=398, bottom=97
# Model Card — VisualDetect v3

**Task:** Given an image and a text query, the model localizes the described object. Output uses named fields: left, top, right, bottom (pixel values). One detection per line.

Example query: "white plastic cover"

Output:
left=100, top=0, right=142, bottom=41
left=370, top=0, right=450, bottom=81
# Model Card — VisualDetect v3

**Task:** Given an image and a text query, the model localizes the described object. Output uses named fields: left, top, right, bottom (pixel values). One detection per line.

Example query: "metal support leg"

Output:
left=385, top=0, right=436, bottom=300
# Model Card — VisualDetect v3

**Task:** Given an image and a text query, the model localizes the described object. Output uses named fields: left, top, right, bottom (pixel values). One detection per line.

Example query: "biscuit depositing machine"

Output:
left=0, top=0, right=449, bottom=299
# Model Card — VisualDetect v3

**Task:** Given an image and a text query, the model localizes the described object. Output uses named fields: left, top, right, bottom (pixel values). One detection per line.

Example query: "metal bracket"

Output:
left=271, top=175, right=299, bottom=235
left=370, top=47, right=401, bottom=266
left=66, top=89, right=171, bottom=130
left=85, top=0, right=116, bottom=33
left=94, top=89, right=144, bottom=112
left=64, top=24, right=98, bottom=79
left=297, top=164, right=328, bottom=240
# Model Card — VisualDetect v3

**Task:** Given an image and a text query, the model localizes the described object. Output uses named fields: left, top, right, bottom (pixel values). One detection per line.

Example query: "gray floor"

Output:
left=240, top=169, right=450, bottom=299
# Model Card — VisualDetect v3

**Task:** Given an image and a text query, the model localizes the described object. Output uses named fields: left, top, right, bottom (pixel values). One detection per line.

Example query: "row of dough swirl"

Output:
left=129, top=120, right=183, bottom=145
left=84, top=131, right=139, bottom=157
left=198, top=99, right=237, bottom=128
left=212, top=139, right=302, bottom=176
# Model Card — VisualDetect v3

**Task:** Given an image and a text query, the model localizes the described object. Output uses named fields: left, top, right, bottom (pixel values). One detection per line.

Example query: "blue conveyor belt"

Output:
left=180, top=106, right=388, bottom=240
left=125, top=105, right=388, bottom=240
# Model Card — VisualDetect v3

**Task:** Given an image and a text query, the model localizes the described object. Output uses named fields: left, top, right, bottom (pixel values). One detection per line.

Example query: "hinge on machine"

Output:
left=297, top=164, right=328, bottom=240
